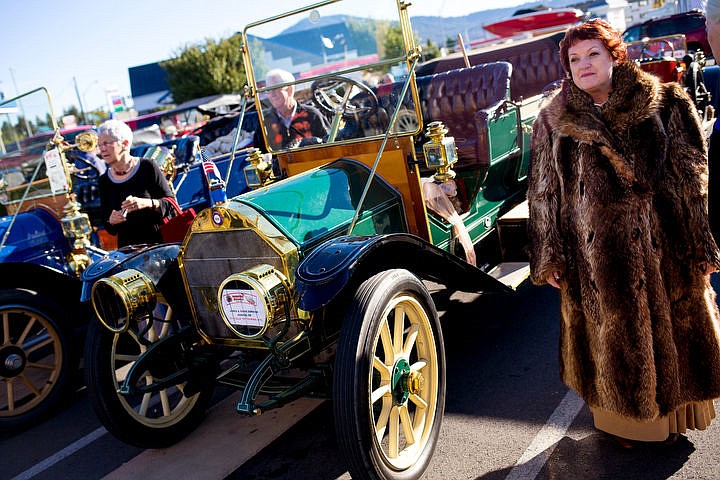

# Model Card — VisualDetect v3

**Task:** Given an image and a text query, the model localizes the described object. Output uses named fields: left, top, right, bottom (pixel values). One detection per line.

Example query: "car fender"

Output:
left=295, top=232, right=512, bottom=312
left=0, top=261, right=88, bottom=334
left=81, top=243, right=182, bottom=290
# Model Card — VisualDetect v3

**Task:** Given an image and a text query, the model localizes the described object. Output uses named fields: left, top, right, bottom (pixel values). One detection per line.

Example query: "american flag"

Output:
left=202, top=159, right=221, bottom=181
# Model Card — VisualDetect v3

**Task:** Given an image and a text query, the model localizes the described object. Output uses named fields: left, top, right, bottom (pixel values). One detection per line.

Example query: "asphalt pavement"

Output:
left=2, top=278, right=720, bottom=480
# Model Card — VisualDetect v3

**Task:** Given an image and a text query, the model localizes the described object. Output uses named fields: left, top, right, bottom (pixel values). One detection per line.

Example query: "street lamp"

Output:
left=321, top=35, right=333, bottom=63
left=320, top=33, right=347, bottom=63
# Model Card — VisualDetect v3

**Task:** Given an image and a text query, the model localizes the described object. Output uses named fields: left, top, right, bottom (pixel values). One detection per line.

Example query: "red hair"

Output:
left=559, top=18, right=628, bottom=74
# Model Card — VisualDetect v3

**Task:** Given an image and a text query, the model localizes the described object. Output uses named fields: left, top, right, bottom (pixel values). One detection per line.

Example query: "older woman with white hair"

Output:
left=97, top=119, right=176, bottom=247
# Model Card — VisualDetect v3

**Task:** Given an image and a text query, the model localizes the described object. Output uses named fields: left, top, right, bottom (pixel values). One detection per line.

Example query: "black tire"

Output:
left=0, top=289, right=74, bottom=431
left=83, top=306, right=214, bottom=448
left=333, top=269, right=446, bottom=480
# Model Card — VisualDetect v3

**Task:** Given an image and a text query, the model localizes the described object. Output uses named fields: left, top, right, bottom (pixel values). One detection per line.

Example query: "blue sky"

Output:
left=0, top=0, right=527, bottom=116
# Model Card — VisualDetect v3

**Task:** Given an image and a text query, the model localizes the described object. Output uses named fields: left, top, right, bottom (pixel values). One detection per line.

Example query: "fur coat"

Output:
left=527, top=61, right=720, bottom=421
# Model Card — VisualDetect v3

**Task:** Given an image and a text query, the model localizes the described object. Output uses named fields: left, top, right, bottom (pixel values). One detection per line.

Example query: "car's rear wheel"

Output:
left=84, top=304, right=214, bottom=448
left=333, top=269, right=445, bottom=480
left=0, top=290, right=73, bottom=431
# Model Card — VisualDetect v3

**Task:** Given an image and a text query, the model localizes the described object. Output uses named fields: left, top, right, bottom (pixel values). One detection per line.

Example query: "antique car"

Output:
left=623, top=10, right=710, bottom=59
left=0, top=88, right=108, bottom=431
left=626, top=33, right=714, bottom=134
left=81, top=1, right=543, bottom=478
left=0, top=87, right=253, bottom=431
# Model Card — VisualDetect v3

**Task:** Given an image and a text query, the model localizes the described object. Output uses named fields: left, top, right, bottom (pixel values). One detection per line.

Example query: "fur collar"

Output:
left=542, top=61, right=664, bottom=137
left=539, top=62, right=666, bottom=184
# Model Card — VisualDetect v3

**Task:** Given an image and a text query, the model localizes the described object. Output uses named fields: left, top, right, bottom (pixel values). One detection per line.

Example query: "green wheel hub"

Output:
left=391, top=358, right=424, bottom=405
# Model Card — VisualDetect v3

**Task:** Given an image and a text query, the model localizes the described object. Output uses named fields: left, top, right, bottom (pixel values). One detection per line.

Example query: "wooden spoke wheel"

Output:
left=334, top=269, right=445, bottom=480
left=84, top=302, right=214, bottom=448
left=0, top=290, right=72, bottom=431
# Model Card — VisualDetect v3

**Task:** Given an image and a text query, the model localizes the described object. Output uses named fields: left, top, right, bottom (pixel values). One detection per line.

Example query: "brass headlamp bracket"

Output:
left=243, top=147, right=276, bottom=189
left=422, top=121, right=458, bottom=183
left=55, top=130, right=98, bottom=274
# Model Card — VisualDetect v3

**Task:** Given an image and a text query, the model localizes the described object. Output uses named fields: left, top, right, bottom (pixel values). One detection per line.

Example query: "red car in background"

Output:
left=623, top=10, right=711, bottom=57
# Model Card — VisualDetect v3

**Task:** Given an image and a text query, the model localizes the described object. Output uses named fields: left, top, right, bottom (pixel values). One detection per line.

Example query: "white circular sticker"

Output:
left=221, top=288, right=265, bottom=327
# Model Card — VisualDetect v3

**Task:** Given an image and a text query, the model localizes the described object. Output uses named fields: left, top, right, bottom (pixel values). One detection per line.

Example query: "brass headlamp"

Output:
left=218, top=264, right=290, bottom=339
left=91, top=269, right=158, bottom=333
left=143, top=144, right=177, bottom=182
left=422, top=121, right=458, bottom=182
left=243, top=148, right=276, bottom=189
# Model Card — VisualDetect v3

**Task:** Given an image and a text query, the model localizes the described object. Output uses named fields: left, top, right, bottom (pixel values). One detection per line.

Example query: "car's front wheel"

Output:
left=333, top=269, right=446, bottom=480
left=83, top=303, right=214, bottom=448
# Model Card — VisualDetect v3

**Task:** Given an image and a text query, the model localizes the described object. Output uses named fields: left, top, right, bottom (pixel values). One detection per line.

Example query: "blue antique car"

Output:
left=0, top=87, right=253, bottom=431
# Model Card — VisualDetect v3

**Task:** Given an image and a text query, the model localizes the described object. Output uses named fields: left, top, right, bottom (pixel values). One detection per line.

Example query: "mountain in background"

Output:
left=281, top=0, right=580, bottom=45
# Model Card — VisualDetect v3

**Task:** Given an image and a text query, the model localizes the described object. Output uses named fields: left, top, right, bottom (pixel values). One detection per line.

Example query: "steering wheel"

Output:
left=66, top=151, right=101, bottom=181
left=311, top=76, right=378, bottom=119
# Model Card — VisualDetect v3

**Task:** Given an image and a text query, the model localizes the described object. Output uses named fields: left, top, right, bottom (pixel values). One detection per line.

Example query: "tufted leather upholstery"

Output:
left=416, top=31, right=565, bottom=101
left=416, top=61, right=512, bottom=167
left=361, top=61, right=512, bottom=171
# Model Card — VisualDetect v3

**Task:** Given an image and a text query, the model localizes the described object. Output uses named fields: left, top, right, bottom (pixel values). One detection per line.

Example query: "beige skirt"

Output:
left=591, top=400, right=717, bottom=442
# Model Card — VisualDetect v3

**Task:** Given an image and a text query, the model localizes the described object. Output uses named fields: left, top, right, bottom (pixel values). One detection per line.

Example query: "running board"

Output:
left=487, top=262, right=530, bottom=290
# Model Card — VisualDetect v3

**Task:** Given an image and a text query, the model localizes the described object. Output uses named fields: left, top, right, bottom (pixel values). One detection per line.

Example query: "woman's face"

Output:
left=568, top=38, right=614, bottom=103
left=97, top=133, right=124, bottom=165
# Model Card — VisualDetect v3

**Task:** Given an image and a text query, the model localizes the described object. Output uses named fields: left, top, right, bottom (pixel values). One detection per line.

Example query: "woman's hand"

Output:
left=546, top=271, right=562, bottom=289
left=121, top=195, right=151, bottom=213
left=109, top=209, right=127, bottom=225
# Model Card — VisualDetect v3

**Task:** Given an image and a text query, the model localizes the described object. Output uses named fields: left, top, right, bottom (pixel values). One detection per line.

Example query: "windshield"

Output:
left=243, top=0, right=421, bottom=154
left=0, top=87, right=69, bottom=206
left=626, top=34, right=688, bottom=61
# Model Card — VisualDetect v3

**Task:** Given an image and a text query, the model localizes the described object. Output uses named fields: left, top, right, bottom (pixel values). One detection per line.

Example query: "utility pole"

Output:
left=73, top=76, right=87, bottom=125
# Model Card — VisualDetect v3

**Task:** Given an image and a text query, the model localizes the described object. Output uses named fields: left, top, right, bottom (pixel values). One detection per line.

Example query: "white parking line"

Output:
left=10, top=427, right=108, bottom=480
left=504, top=389, right=585, bottom=480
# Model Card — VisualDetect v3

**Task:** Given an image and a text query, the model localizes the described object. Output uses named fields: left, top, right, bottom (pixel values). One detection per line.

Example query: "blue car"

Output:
left=0, top=87, right=254, bottom=431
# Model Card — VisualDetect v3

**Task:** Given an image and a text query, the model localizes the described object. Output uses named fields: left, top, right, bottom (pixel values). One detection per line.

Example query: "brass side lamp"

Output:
left=422, top=121, right=457, bottom=182
left=243, top=148, right=276, bottom=189
left=61, top=199, right=92, bottom=272
left=59, top=130, right=97, bottom=273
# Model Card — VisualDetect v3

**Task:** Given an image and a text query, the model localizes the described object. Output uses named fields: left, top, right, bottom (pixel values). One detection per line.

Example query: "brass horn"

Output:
left=74, top=130, right=98, bottom=152
left=53, top=129, right=98, bottom=153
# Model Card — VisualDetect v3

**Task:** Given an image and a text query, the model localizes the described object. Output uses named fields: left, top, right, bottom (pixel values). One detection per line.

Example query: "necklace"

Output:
left=112, top=158, right=136, bottom=176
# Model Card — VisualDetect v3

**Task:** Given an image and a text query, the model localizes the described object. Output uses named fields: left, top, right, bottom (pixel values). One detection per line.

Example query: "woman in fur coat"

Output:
left=527, top=18, right=720, bottom=447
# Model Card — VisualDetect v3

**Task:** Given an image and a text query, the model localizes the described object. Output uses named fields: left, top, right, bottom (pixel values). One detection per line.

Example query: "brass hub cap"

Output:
left=0, top=346, right=26, bottom=378
left=407, top=369, right=424, bottom=396
left=391, top=358, right=424, bottom=405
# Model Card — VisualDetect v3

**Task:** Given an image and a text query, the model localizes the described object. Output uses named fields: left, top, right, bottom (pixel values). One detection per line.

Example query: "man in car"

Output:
left=253, top=68, right=330, bottom=151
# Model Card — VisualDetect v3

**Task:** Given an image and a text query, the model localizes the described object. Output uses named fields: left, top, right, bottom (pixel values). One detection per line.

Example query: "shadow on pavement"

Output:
left=474, top=430, right=694, bottom=480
